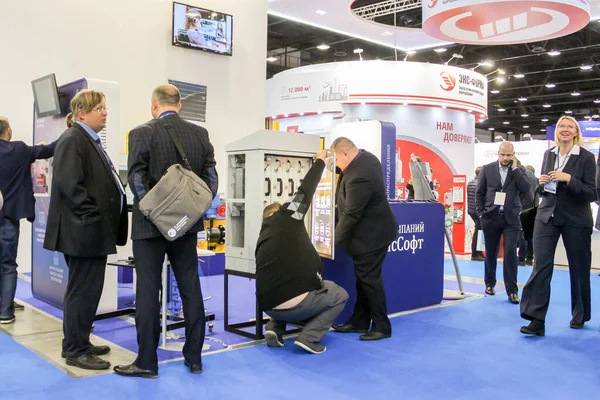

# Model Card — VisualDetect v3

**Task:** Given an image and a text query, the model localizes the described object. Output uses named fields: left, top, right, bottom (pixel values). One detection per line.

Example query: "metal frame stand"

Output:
left=224, top=268, right=301, bottom=340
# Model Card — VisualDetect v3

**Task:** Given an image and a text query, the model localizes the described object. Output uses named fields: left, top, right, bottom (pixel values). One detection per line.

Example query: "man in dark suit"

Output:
left=44, top=90, right=128, bottom=370
left=467, top=166, right=484, bottom=261
left=518, top=165, right=539, bottom=266
left=0, top=117, right=55, bottom=324
left=114, top=84, right=218, bottom=378
left=476, top=142, right=531, bottom=304
left=330, top=137, right=398, bottom=341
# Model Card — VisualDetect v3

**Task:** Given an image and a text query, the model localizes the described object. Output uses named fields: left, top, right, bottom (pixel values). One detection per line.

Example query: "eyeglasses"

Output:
left=91, top=107, right=109, bottom=114
left=558, top=124, right=576, bottom=130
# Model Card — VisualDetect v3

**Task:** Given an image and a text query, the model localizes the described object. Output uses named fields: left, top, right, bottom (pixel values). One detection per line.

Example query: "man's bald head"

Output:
left=499, top=141, right=514, bottom=153
left=151, top=84, right=182, bottom=119
left=498, top=141, right=515, bottom=168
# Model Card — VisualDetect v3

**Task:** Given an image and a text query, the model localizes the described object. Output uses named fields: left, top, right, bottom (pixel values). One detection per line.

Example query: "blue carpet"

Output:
left=2, top=263, right=600, bottom=400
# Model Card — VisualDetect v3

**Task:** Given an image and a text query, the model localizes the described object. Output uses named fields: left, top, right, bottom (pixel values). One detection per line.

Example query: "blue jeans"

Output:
left=0, top=218, right=19, bottom=318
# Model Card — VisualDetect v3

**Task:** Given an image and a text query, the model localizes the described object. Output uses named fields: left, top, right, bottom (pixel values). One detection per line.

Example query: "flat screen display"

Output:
left=172, top=2, right=233, bottom=56
left=31, top=73, right=61, bottom=118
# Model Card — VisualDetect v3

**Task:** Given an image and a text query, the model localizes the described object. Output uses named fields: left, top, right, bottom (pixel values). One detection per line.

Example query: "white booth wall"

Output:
left=0, top=0, right=268, bottom=272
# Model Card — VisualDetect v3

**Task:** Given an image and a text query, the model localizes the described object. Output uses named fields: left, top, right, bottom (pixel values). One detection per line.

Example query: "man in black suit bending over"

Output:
left=330, top=137, right=398, bottom=341
left=114, top=84, right=218, bottom=379
left=476, top=141, right=531, bottom=304
left=44, top=90, right=128, bottom=370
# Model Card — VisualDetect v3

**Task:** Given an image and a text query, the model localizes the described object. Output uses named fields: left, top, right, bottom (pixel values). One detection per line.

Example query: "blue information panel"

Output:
left=31, top=79, right=88, bottom=309
left=323, top=201, right=445, bottom=324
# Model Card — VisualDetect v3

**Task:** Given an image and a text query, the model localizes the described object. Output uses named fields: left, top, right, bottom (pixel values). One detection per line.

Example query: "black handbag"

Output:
left=520, top=206, right=537, bottom=241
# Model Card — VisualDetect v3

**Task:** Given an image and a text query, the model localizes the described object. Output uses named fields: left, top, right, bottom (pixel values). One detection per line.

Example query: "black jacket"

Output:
left=466, top=178, right=478, bottom=218
left=475, top=161, right=531, bottom=225
left=44, top=124, right=127, bottom=257
left=0, top=139, right=55, bottom=222
left=127, top=113, right=218, bottom=240
left=335, top=150, right=398, bottom=256
left=537, top=146, right=596, bottom=227
left=255, top=159, right=325, bottom=311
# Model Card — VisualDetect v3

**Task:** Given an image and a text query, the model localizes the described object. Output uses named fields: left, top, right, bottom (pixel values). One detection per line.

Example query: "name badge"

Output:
left=494, top=192, right=506, bottom=206
left=544, top=181, right=557, bottom=194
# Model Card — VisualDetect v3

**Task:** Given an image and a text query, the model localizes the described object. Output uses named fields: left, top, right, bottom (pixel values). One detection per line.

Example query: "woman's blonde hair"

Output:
left=65, top=112, right=74, bottom=128
left=70, top=90, right=105, bottom=121
left=554, top=116, right=583, bottom=146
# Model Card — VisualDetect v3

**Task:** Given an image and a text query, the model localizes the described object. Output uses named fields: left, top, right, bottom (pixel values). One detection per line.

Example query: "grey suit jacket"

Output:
left=127, top=113, right=218, bottom=240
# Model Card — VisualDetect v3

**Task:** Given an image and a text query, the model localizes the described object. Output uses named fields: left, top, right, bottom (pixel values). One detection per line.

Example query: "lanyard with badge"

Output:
left=544, top=149, right=571, bottom=194
left=494, top=166, right=508, bottom=206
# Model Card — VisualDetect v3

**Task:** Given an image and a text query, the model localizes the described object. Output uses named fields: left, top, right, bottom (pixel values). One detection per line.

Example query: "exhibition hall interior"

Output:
left=1, top=0, right=600, bottom=398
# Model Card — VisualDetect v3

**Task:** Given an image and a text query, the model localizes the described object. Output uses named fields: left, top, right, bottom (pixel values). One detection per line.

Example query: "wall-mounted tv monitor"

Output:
left=172, top=2, right=233, bottom=56
left=31, top=73, right=61, bottom=118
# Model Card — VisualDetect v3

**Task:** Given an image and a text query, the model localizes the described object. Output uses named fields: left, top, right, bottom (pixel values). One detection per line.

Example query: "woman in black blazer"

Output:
left=520, top=116, right=597, bottom=336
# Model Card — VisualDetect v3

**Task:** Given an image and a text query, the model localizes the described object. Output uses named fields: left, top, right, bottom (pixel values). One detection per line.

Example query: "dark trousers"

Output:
left=133, top=232, right=205, bottom=371
left=470, top=215, right=483, bottom=256
left=481, top=212, right=520, bottom=295
left=521, top=220, right=592, bottom=323
left=518, top=231, right=534, bottom=261
left=0, top=218, right=19, bottom=318
left=347, top=246, right=391, bottom=334
left=62, top=255, right=107, bottom=358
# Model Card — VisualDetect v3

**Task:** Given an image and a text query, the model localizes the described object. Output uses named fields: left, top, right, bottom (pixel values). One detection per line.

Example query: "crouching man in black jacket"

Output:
left=255, top=150, right=349, bottom=355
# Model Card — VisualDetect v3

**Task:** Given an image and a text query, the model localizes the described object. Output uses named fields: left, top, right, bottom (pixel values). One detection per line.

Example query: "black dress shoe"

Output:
left=62, top=344, right=111, bottom=359
left=359, top=331, right=391, bottom=341
left=485, top=286, right=495, bottom=296
left=184, top=360, right=203, bottom=374
left=520, top=319, right=545, bottom=336
left=114, top=362, right=158, bottom=379
left=508, top=293, right=520, bottom=304
left=66, top=353, right=111, bottom=370
left=332, top=324, right=368, bottom=333
left=569, top=319, right=584, bottom=329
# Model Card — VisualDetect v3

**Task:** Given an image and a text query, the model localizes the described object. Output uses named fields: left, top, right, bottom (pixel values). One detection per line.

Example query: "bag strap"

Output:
left=163, top=122, right=192, bottom=170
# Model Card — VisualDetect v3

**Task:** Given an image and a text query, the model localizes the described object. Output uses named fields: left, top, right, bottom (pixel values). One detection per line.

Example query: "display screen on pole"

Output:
left=172, top=1, right=233, bottom=56
left=31, top=73, right=61, bottom=118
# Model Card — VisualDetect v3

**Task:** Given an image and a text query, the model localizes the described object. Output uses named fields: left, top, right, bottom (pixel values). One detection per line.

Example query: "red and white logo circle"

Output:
left=484, top=150, right=497, bottom=157
left=423, top=0, right=590, bottom=45
left=440, top=72, right=456, bottom=92
left=428, top=0, right=438, bottom=8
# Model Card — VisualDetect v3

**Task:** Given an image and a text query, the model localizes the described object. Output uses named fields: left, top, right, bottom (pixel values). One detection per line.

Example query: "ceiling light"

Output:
left=266, top=56, right=278, bottom=62
left=565, top=110, right=573, bottom=114
left=580, top=65, right=593, bottom=70
left=496, top=77, right=505, bottom=83
left=545, top=83, right=556, bottom=88
left=547, top=50, right=561, bottom=56
left=518, top=97, right=528, bottom=101
left=540, top=129, right=546, bottom=132
left=522, top=114, right=529, bottom=117
left=497, top=69, right=506, bottom=75
left=434, top=48, right=447, bottom=53
left=211, top=12, right=218, bottom=17
left=593, top=115, right=600, bottom=118
left=316, top=10, right=327, bottom=15
left=490, top=90, right=500, bottom=94
left=406, top=50, right=416, bottom=55
left=381, top=31, right=393, bottom=36
left=316, top=44, right=330, bottom=50
left=488, top=127, right=495, bottom=131
left=572, top=91, right=581, bottom=96
left=480, top=60, right=494, bottom=67
left=543, top=104, right=552, bottom=108
left=523, top=125, right=530, bottom=128
left=503, top=121, right=510, bottom=125
left=514, top=74, right=525, bottom=78
left=585, top=115, right=592, bottom=119
left=507, top=131, right=514, bottom=134
left=542, top=118, right=549, bottom=122
left=498, top=108, right=506, bottom=112
left=594, top=99, right=600, bottom=104
left=353, top=48, right=363, bottom=54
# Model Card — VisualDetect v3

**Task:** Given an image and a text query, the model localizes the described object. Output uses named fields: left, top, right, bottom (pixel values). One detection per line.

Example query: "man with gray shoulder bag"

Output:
left=115, top=84, right=218, bottom=379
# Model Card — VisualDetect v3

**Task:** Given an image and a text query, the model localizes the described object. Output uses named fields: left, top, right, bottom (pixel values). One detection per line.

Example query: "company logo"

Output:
left=423, top=1, right=590, bottom=45
left=484, top=150, right=497, bottom=157
left=440, top=72, right=456, bottom=91
left=167, top=229, right=177, bottom=238
left=428, top=0, right=438, bottom=8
